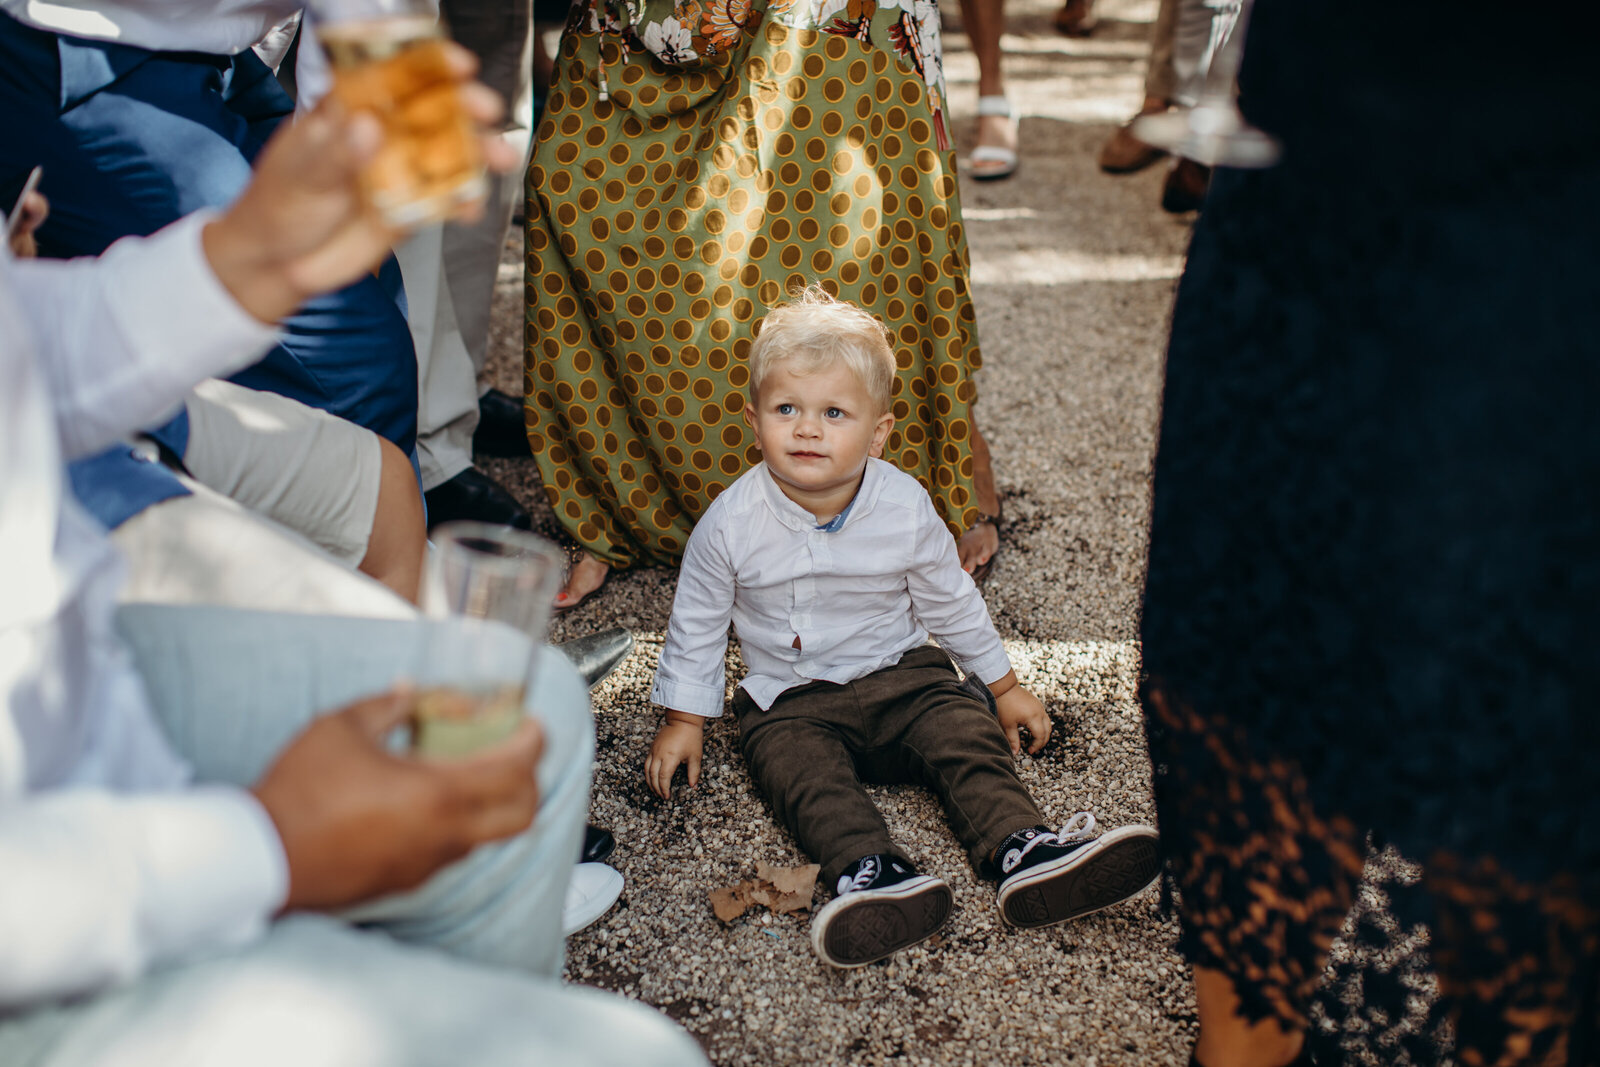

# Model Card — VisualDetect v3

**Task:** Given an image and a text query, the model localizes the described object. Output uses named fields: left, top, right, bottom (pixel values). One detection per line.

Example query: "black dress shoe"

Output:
left=582, top=824, right=616, bottom=864
left=1161, top=157, right=1212, bottom=214
left=555, top=628, right=635, bottom=688
left=472, top=388, right=533, bottom=458
left=423, top=467, right=532, bottom=531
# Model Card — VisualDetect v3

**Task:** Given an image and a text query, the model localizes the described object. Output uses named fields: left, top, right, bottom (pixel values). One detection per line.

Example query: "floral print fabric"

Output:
left=524, top=0, right=983, bottom=567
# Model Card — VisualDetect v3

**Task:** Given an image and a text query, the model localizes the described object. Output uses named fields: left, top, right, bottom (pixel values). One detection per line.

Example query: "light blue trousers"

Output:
left=0, top=606, right=705, bottom=1067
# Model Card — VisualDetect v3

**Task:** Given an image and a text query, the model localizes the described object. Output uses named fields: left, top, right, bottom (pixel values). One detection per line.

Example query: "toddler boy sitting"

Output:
left=646, top=288, right=1159, bottom=968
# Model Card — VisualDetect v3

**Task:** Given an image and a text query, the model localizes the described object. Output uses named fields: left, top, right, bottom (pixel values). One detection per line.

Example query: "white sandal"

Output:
left=970, top=95, right=1019, bottom=181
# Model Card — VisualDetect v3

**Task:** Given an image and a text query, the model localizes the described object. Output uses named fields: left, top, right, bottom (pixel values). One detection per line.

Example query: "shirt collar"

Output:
left=815, top=495, right=856, bottom=532
left=755, top=458, right=884, bottom=532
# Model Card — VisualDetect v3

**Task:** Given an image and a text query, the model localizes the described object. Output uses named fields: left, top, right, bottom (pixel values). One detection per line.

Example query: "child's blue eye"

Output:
left=825, top=407, right=844, bottom=419
left=776, top=403, right=795, bottom=415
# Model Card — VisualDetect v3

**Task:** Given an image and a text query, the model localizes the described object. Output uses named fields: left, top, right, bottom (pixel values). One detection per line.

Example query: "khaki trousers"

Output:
left=396, top=0, right=538, bottom=489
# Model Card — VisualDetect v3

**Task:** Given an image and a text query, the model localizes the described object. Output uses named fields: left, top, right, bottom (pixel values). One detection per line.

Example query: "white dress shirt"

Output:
left=0, top=214, right=288, bottom=1008
left=5, top=0, right=302, bottom=60
left=651, top=458, right=1013, bottom=718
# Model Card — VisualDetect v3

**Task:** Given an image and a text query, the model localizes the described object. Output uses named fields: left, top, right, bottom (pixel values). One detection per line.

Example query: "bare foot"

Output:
left=554, top=552, right=610, bottom=610
left=959, top=520, right=999, bottom=573
left=958, top=420, right=1001, bottom=574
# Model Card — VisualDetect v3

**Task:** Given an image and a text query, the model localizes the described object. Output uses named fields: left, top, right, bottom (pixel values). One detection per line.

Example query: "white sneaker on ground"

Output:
left=563, top=862, right=624, bottom=936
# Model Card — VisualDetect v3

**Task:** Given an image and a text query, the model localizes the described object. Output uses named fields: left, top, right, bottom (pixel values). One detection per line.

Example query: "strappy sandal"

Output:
left=970, top=96, right=1019, bottom=182
left=966, top=503, right=1004, bottom=586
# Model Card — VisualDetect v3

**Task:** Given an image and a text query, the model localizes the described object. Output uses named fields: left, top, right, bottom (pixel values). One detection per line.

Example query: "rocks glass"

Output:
left=414, top=522, right=564, bottom=759
left=316, top=0, right=488, bottom=226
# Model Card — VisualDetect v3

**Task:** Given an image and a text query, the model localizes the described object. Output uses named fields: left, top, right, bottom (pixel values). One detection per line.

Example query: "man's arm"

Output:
left=0, top=687, right=545, bottom=1010
left=13, top=48, right=511, bottom=462
left=11, top=217, right=281, bottom=462
left=0, top=784, right=287, bottom=1007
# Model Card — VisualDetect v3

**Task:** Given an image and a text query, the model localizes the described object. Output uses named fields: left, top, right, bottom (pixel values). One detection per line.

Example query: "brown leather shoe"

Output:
left=1160, top=157, right=1212, bottom=213
left=1053, top=0, right=1096, bottom=36
left=1099, top=123, right=1166, bottom=174
left=1099, top=99, right=1170, bottom=174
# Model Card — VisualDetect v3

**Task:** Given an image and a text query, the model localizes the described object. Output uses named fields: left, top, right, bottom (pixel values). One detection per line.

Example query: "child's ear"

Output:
left=743, top=403, right=760, bottom=446
left=868, top=410, right=894, bottom=459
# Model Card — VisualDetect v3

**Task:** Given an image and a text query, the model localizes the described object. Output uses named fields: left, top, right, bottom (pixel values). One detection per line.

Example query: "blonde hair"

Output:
left=747, top=285, right=897, bottom=414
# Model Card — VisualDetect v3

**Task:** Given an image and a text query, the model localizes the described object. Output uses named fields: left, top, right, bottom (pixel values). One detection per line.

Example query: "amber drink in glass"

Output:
left=318, top=6, right=486, bottom=226
left=414, top=522, right=564, bottom=759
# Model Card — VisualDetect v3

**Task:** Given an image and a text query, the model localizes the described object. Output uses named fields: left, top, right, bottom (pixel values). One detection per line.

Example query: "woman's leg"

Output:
left=1191, top=968, right=1307, bottom=1067
left=956, top=0, right=1018, bottom=180
left=957, top=418, right=1001, bottom=573
left=181, top=380, right=425, bottom=604
left=1141, top=684, right=1367, bottom=1066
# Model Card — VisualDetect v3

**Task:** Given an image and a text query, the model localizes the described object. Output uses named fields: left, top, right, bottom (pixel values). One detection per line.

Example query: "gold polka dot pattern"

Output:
left=525, top=12, right=981, bottom=568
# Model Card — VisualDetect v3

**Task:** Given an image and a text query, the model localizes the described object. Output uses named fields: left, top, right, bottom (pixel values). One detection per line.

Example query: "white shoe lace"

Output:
left=836, top=856, right=882, bottom=897
left=1000, top=813, right=1098, bottom=875
left=1059, top=811, right=1097, bottom=844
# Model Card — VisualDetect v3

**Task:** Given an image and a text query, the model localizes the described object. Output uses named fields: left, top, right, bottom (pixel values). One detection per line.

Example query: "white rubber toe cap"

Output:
left=563, top=862, right=624, bottom=936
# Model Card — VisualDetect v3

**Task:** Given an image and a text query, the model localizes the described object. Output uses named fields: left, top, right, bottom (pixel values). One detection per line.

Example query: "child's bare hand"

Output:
left=995, top=685, right=1052, bottom=756
left=646, top=713, right=705, bottom=799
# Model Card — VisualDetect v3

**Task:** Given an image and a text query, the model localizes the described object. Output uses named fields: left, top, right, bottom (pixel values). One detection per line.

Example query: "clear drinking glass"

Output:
left=413, top=522, right=564, bottom=759
left=314, top=0, right=488, bottom=226
left=1131, top=0, right=1280, bottom=169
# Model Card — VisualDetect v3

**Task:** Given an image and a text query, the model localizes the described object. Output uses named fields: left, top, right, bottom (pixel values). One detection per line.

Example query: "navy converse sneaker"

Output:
left=810, top=855, right=954, bottom=968
left=994, top=814, right=1161, bottom=928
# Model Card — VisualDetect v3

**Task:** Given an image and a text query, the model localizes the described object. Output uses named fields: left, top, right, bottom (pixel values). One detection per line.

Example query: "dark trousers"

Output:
left=0, top=13, right=418, bottom=460
left=734, top=646, right=1045, bottom=885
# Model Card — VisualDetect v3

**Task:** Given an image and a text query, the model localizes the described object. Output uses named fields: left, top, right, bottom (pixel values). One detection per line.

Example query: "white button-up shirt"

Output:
left=5, top=0, right=303, bottom=62
left=651, top=458, right=1013, bottom=718
left=0, top=214, right=288, bottom=1008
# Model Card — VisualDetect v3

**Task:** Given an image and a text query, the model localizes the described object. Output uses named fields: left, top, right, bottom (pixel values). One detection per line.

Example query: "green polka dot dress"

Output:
left=524, top=0, right=984, bottom=567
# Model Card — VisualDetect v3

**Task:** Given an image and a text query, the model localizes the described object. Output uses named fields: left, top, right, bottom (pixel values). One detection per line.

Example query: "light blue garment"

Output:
left=0, top=605, right=706, bottom=1067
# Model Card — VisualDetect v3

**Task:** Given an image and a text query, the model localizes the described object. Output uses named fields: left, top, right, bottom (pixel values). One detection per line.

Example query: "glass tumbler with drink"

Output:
left=414, top=522, right=565, bottom=759
left=315, top=0, right=488, bottom=226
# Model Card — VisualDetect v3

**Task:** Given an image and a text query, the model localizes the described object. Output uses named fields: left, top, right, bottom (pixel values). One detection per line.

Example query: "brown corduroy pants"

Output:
left=733, top=646, right=1045, bottom=886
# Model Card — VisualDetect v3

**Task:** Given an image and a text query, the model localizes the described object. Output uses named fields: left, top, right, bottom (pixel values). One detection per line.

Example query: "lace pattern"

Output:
left=1144, top=682, right=1599, bottom=1065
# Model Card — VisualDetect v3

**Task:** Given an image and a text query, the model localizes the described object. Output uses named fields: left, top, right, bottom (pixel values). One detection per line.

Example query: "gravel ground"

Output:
left=474, top=2, right=1423, bottom=1062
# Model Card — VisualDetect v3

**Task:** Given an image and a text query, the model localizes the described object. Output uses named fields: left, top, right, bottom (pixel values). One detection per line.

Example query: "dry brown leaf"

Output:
left=710, top=862, right=821, bottom=923
left=709, top=885, right=749, bottom=922
left=772, top=890, right=812, bottom=914
left=757, top=862, right=821, bottom=897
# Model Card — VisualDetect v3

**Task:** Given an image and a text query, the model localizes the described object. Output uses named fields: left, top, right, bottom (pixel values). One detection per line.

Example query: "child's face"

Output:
left=744, top=361, right=894, bottom=507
